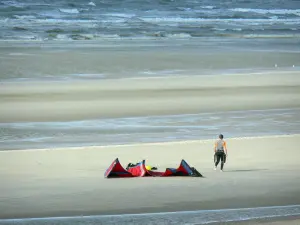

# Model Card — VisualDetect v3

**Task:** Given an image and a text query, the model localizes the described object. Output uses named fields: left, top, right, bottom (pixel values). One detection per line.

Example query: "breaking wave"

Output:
left=0, top=0, right=299, bottom=41
left=58, top=8, right=80, bottom=14
left=231, top=8, right=300, bottom=16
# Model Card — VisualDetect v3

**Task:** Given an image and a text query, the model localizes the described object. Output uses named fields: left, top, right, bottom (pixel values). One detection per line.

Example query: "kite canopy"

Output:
left=104, top=158, right=203, bottom=178
left=104, top=158, right=133, bottom=178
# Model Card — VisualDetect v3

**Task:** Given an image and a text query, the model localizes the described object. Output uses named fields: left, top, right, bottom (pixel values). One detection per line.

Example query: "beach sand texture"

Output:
left=1, top=43, right=300, bottom=224
left=1, top=134, right=300, bottom=220
left=1, top=71, right=300, bottom=123
left=1, top=0, right=300, bottom=223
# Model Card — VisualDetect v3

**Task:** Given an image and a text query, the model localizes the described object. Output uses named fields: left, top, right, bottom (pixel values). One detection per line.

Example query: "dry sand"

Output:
left=1, top=134, right=300, bottom=219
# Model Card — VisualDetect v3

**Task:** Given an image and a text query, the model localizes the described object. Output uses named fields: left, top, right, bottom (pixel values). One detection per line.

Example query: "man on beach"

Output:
left=214, top=134, right=228, bottom=172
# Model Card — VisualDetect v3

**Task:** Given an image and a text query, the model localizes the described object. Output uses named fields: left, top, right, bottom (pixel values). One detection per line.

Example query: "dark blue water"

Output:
left=0, top=0, right=299, bottom=40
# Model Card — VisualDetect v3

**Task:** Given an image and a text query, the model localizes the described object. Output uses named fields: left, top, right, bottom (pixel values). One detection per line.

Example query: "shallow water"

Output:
left=1, top=205, right=300, bottom=225
left=1, top=108, right=299, bottom=150
left=0, top=38, right=299, bottom=82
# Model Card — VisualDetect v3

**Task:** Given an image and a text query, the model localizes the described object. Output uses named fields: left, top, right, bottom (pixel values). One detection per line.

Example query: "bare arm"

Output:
left=224, top=141, right=228, bottom=155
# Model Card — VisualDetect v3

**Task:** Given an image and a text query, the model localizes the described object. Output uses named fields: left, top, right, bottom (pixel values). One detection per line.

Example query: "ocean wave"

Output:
left=52, top=34, right=71, bottom=40
left=45, top=28, right=64, bottom=33
left=212, top=33, right=300, bottom=38
left=69, top=34, right=94, bottom=40
left=2, top=26, right=299, bottom=42
left=211, top=27, right=298, bottom=32
left=13, top=35, right=42, bottom=40
left=1, top=0, right=24, bottom=8
left=93, top=34, right=120, bottom=38
left=70, top=73, right=106, bottom=79
left=102, top=13, right=136, bottom=18
left=231, top=8, right=300, bottom=16
left=69, top=33, right=123, bottom=40
left=12, top=26, right=28, bottom=31
left=36, top=10, right=64, bottom=19
left=8, top=52, right=35, bottom=56
left=242, top=34, right=300, bottom=38
left=141, top=16, right=300, bottom=24
left=0, top=5, right=26, bottom=12
left=88, top=2, right=96, bottom=7
left=212, top=28, right=227, bottom=31
left=200, top=6, right=215, bottom=9
left=58, top=8, right=80, bottom=14
left=35, top=31, right=300, bottom=41
left=28, top=18, right=125, bottom=24
left=13, top=15, right=36, bottom=19
left=139, top=69, right=186, bottom=76
left=31, top=18, right=98, bottom=24
left=166, top=33, right=191, bottom=38
left=1, top=0, right=51, bottom=7
left=48, top=33, right=120, bottom=40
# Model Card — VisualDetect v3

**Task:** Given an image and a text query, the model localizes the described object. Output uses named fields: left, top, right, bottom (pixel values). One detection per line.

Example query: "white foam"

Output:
left=2, top=0, right=24, bottom=8
left=94, top=34, right=120, bottom=39
left=231, top=8, right=300, bottom=16
left=103, top=13, right=136, bottom=18
left=212, top=28, right=227, bottom=31
left=59, top=8, right=80, bottom=14
left=201, top=6, right=215, bottom=9
left=140, top=69, right=186, bottom=75
left=70, top=73, right=106, bottom=78
left=13, top=15, right=36, bottom=19
left=17, top=35, right=40, bottom=40
left=8, top=52, right=34, bottom=56
left=88, top=1, right=96, bottom=7
left=166, top=33, right=192, bottom=38
left=33, top=18, right=98, bottom=24
left=141, top=17, right=300, bottom=25
left=243, top=34, right=300, bottom=38
left=54, top=34, right=71, bottom=41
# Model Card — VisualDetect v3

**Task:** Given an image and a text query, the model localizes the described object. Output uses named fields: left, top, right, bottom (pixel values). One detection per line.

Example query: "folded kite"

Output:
left=104, top=158, right=203, bottom=178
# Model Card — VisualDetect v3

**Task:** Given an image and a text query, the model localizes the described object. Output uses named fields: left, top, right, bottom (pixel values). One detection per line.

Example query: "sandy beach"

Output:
left=1, top=68, right=300, bottom=224
left=1, top=0, right=300, bottom=223
left=1, top=134, right=300, bottom=222
left=1, top=71, right=300, bottom=123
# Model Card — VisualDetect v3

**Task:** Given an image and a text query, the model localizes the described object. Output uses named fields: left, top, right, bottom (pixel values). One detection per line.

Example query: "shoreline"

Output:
left=1, top=69, right=300, bottom=83
left=223, top=216, right=300, bottom=225
left=2, top=70, right=300, bottom=88
left=0, top=205, right=299, bottom=224
left=1, top=133, right=299, bottom=152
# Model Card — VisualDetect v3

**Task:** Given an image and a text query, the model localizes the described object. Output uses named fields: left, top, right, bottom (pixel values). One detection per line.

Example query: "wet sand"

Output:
left=0, top=135, right=300, bottom=219
left=1, top=71, right=300, bottom=123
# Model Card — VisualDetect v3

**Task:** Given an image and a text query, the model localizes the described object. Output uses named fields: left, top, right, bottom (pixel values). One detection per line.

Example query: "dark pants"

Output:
left=214, top=151, right=226, bottom=170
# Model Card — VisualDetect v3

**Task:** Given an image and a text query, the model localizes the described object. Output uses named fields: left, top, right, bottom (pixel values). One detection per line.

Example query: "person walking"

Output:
left=214, top=134, right=228, bottom=172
